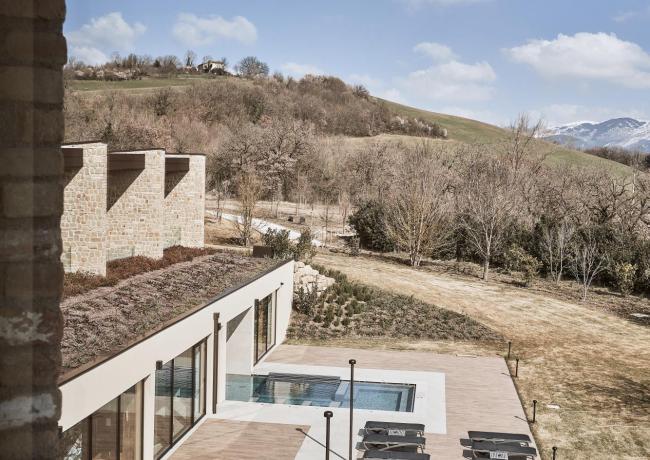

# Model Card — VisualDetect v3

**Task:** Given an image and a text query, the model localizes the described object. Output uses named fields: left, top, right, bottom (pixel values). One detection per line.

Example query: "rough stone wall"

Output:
left=163, top=155, right=205, bottom=248
left=294, top=262, right=335, bottom=297
left=107, top=150, right=165, bottom=261
left=60, top=143, right=107, bottom=275
left=0, top=1, right=67, bottom=458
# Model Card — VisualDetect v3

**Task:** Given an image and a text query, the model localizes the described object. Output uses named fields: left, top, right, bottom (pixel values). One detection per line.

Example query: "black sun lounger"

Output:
left=362, top=434, right=426, bottom=452
left=471, top=441, right=537, bottom=459
left=468, top=431, right=531, bottom=445
left=363, top=450, right=430, bottom=460
left=364, top=421, right=425, bottom=437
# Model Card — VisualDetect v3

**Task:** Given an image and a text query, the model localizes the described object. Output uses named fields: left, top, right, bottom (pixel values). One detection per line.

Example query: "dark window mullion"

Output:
left=169, top=359, right=174, bottom=447
left=191, top=345, right=196, bottom=423
left=117, top=395, right=122, bottom=460
left=87, top=414, right=93, bottom=460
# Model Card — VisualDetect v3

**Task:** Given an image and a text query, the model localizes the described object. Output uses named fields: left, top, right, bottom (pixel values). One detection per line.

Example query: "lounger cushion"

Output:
left=471, top=441, right=537, bottom=456
left=365, top=421, right=425, bottom=435
left=363, top=434, right=426, bottom=446
left=468, top=431, right=531, bottom=443
left=363, top=450, right=430, bottom=460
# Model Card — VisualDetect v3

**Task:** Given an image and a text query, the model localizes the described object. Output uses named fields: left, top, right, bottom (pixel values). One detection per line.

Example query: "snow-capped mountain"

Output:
left=542, top=118, right=650, bottom=153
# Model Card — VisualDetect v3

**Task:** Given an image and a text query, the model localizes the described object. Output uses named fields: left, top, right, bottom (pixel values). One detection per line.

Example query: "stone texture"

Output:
left=60, top=143, right=107, bottom=276
left=293, top=261, right=335, bottom=297
left=107, top=150, right=165, bottom=261
left=0, top=1, right=66, bottom=458
left=163, top=154, right=206, bottom=248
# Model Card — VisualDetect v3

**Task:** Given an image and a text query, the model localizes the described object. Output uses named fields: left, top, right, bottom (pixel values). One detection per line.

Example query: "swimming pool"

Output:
left=226, top=373, right=415, bottom=412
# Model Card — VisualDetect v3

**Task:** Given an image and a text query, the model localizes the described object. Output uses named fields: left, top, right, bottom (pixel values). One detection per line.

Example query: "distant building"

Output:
left=197, top=60, right=226, bottom=74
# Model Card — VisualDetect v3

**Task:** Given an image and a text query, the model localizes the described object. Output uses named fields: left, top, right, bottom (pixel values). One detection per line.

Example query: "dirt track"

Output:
left=315, top=251, right=650, bottom=460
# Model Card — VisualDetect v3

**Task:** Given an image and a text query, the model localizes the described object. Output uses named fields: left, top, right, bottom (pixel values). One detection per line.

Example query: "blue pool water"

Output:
left=226, top=374, right=415, bottom=412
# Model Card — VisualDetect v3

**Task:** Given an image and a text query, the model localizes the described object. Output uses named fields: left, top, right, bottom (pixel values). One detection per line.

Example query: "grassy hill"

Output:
left=66, top=75, right=631, bottom=175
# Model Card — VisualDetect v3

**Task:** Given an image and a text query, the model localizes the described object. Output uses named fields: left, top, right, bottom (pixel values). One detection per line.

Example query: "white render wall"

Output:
left=58, top=260, right=294, bottom=459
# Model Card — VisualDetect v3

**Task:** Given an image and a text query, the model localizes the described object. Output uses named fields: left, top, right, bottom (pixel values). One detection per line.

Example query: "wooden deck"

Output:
left=170, top=344, right=533, bottom=459
left=169, top=419, right=309, bottom=460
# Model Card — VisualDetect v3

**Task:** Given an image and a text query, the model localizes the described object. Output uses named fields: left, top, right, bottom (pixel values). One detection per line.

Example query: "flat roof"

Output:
left=60, top=253, right=286, bottom=383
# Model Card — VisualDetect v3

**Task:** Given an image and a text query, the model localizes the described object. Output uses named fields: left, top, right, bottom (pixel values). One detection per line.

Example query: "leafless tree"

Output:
left=570, top=227, right=609, bottom=300
left=384, top=142, right=455, bottom=267
left=235, top=172, right=262, bottom=246
left=540, top=218, right=576, bottom=283
left=456, top=147, right=519, bottom=280
left=184, top=50, right=197, bottom=68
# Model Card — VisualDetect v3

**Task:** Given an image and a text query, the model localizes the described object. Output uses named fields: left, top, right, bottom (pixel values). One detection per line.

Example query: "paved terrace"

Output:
left=169, top=344, right=533, bottom=459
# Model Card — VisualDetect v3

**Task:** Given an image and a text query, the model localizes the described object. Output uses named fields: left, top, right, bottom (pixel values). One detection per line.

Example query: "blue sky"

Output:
left=65, top=0, right=650, bottom=127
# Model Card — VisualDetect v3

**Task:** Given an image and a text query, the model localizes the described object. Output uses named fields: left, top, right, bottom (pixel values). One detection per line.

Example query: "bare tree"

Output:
left=235, top=56, right=269, bottom=78
left=384, top=142, right=455, bottom=267
left=456, top=147, right=519, bottom=280
left=570, top=227, right=609, bottom=300
left=184, top=50, right=197, bottom=67
left=540, top=217, right=575, bottom=283
left=235, top=172, right=262, bottom=246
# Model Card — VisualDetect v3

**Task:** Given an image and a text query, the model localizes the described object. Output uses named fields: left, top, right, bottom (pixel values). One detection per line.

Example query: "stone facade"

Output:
left=164, top=154, right=206, bottom=248
left=60, top=144, right=206, bottom=275
left=0, top=1, right=67, bottom=458
left=61, top=143, right=108, bottom=276
left=107, top=150, right=165, bottom=261
left=293, top=262, right=335, bottom=297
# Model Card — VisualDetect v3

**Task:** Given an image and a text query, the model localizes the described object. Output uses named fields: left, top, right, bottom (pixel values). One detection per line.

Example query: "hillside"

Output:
left=65, top=75, right=631, bottom=175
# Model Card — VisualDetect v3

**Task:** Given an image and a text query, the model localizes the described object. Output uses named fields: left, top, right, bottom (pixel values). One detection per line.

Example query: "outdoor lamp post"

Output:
left=552, top=446, right=558, bottom=460
left=532, top=399, right=538, bottom=423
left=324, top=410, right=333, bottom=460
left=349, top=359, right=356, bottom=460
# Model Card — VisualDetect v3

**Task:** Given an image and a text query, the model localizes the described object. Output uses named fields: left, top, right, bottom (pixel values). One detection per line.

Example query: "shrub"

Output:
left=262, top=228, right=293, bottom=259
left=293, top=285, right=318, bottom=315
left=612, top=262, right=637, bottom=296
left=341, top=317, right=350, bottom=327
left=294, top=228, right=316, bottom=261
left=504, top=245, right=541, bottom=287
left=348, top=201, right=395, bottom=252
left=348, top=236, right=360, bottom=256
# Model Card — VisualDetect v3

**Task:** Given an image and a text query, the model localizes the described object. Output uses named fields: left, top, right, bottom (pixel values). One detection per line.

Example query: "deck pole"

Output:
left=515, top=358, right=519, bottom=378
left=552, top=446, right=557, bottom=459
left=349, top=359, right=356, bottom=460
left=507, top=341, right=512, bottom=360
left=324, top=410, right=333, bottom=460
left=532, top=399, right=538, bottom=423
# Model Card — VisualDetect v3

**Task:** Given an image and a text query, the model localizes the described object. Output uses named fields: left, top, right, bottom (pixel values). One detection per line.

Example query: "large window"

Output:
left=59, top=382, right=143, bottom=460
left=154, top=339, right=207, bottom=458
left=254, top=293, right=276, bottom=363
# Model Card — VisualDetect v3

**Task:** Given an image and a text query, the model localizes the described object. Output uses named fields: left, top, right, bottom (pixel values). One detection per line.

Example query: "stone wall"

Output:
left=163, top=154, right=206, bottom=248
left=0, top=1, right=67, bottom=458
left=60, top=143, right=107, bottom=276
left=293, top=262, right=335, bottom=297
left=107, top=150, right=165, bottom=261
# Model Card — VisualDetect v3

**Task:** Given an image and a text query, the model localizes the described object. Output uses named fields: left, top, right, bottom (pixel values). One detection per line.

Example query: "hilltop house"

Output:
left=197, top=60, right=226, bottom=74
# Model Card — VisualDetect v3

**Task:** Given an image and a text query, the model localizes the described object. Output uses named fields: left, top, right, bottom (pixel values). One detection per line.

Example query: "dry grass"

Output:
left=63, top=246, right=216, bottom=299
left=312, top=250, right=650, bottom=460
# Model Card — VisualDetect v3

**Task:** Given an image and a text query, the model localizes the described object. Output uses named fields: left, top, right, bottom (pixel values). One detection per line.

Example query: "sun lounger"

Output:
left=361, top=434, right=426, bottom=452
left=364, top=421, right=425, bottom=437
left=471, top=440, right=537, bottom=459
left=468, top=431, right=531, bottom=445
left=363, top=450, right=430, bottom=459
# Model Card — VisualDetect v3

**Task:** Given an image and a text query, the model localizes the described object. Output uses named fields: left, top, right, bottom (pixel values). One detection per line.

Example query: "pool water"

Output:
left=226, top=374, right=415, bottom=412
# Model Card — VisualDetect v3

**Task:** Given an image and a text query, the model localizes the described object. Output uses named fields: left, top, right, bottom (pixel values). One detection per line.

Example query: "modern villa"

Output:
left=56, top=142, right=535, bottom=460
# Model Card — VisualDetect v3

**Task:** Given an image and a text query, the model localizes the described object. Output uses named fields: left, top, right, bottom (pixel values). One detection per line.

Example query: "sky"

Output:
left=65, top=0, right=650, bottom=127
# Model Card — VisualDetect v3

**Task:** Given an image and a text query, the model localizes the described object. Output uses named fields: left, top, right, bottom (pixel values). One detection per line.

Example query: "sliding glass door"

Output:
left=153, top=339, right=207, bottom=459
left=254, top=293, right=276, bottom=363
left=59, top=382, right=143, bottom=460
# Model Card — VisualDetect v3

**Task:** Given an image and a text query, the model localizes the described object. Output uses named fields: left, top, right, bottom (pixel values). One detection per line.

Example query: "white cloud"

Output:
left=67, top=12, right=145, bottom=52
left=173, top=14, right=257, bottom=47
left=414, top=42, right=457, bottom=62
left=280, top=62, right=324, bottom=78
left=66, top=12, right=145, bottom=65
left=505, top=32, right=650, bottom=88
left=613, top=6, right=650, bottom=23
left=70, top=46, right=109, bottom=66
left=399, top=58, right=496, bottom=102
left=530, top=104, right=650, bottom=127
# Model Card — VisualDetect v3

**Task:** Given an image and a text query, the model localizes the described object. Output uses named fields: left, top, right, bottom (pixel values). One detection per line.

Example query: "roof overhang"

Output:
left=165, top=155, right=190, bottom=173
left=62, top=148, right=83, bottom=171
left=108, top=152, right=146, bottom=172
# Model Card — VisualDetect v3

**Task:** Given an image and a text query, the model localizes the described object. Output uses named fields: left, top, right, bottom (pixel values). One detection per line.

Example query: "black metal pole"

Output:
left=552, top=446, right=557, bottom=460
left=507, top=341, right=512, bottom=360
left=324, top=410, right=333, bottom=460
left=532, top=399, right=537, bottom=423
left=349, top=359, right=356, bottom=460
left=515, top=358, right=519, bottom=378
